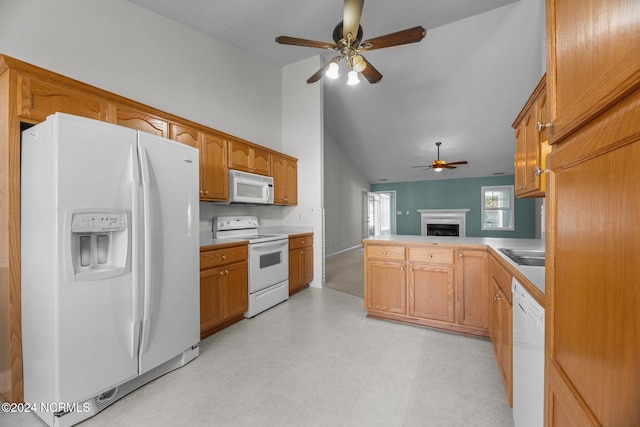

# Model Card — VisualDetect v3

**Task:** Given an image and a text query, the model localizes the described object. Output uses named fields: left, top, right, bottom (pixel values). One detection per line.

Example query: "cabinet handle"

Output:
left=401, top=267, right=405, bottom=271
left=534, top=166, right=550, bottom=177
left=219, top=271, right=225, bottom=276
left=428, top=254, right=433, bottom=258
left=536, top=121, right=552, bottom=132
left=204, top=190, right=209, bottom=195
left=458, top=253, right=463, bottom=258
left=383, top=251, right=387, bottom=255
left=225, top=269, right=229, bottom=275
left=221, top=254, right=227, bottom=260
left=493, top=293, right=502, bottom=301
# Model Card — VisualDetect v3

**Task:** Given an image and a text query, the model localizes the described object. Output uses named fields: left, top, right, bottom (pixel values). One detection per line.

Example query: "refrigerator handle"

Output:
left=139, top=145, right=153, bottom=355
left=131, top=145, right=142, bottom=359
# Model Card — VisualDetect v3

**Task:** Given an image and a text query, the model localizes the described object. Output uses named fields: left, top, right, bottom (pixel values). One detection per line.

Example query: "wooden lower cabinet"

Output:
left=288, top=233, right=313, bottom=295
left=200, top=243, right=248, bottom=339
left=489, top=254, right=513, bottom=405
left=364, top=242, right=489, bottom=337
left=490, top=278, right=513, bottom=406
left=408, top=263, right=455, bottom=322
left=366, top=260, right=407, bottom=315
left=455, top=249, right=489, bottom=331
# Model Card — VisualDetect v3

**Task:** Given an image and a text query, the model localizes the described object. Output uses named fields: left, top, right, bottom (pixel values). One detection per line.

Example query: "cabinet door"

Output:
left=228, top=138, right=252, bottom=173
left=499, top=286, right=512, bottom=406
left=272, top=155, right=287, bottom=204
left=285, top=159, right=297, bottom=205
left=252, top=146, right=271, bottom=176
left=548, top=0, right=640, bottom=143
left=200, top=132, right=228, bottom=201
left=288, top=248, right=303, bottom=294
left=115, top=105, right=167, bottom=137
left=301, top=246, right=313, bottom=285
left=17, top=74, right=108, bottom=122
left=408, top=263, right=455, bottom=322
left=491, top=280, right=513, bottom=406
left=169, top=123, right=199, bottom=149
left=366, top=261, right=406, bottom=315
left=200, top=268, right=225, bottom=337
left=489, top=279, right=502, bottom=362
left=455, top=250, right=489, bottom=330
left=224, top=262, right=248, bottom=319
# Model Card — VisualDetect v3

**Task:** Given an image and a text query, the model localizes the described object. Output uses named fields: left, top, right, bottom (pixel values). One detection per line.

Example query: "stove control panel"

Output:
left=213, top=215, right=259, bottom=232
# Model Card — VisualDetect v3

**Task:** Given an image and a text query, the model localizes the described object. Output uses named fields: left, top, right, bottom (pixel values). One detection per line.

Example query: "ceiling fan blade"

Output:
left=444, top=161, right=468, bottom=166
left=444, top=165, right=457, bottom=169
left=360, top=56, right=383, bottom=83
left=306, top=56, right=342, bottom=84
left=275, top=36, right=336, bottom=50
left=343, top=0, right=364, bottom=40
left=411, top=165, right=431, bottom=168
left=360, top=26, right=426, bottom=51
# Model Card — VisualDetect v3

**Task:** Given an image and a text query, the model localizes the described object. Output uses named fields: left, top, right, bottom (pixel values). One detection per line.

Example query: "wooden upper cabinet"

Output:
left=200, top=132, right=228, bottom=201
left=272, top=154, right=298, bottom=205
left=17, top=74, right=108, bottom=123
left=114, top=105, right=167, bottom=137
left=547, top=0, right=640, bottom=144
left=227, top=138, right=271, bottom=176
left=513, top=75, right=551, bottom=198
left=169, top=123, right=199, bottom=149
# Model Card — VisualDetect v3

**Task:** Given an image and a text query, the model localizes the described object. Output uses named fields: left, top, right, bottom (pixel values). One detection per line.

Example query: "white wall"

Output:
left=0, top=0, right=282, bottom=149
left=324, top=131, right=371, bottom=256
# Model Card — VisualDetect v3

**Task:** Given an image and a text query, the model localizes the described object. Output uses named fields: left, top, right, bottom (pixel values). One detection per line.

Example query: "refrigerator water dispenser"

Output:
left=66, top=210, right=131, bottom=281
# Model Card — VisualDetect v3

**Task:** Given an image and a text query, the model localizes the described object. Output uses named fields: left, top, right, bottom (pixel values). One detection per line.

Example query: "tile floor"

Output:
left=3, top=287, right=514, bottom=427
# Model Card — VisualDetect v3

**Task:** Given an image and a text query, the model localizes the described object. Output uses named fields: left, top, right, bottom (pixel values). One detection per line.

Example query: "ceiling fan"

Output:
left=275, top=0, right=426, bottom=84
left=412, top=142, right=469, bottom=172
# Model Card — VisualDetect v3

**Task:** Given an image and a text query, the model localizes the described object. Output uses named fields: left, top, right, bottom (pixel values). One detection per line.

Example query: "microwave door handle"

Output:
left=263, top=184, right=268, bottom=201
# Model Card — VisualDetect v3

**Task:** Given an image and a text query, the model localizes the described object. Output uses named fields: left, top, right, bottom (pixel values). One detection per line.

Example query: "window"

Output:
left=481, top=185, right=514, bottom=231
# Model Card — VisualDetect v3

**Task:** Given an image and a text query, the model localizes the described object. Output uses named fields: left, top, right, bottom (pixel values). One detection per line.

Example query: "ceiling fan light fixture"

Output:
left=347, top=70, right=360, bottom=85
left=326, top=62, right=340, bottom=79
left=433, top=167, right=443, bottom=172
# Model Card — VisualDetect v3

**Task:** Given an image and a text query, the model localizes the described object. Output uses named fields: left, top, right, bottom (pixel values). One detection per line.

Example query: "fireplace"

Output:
left=418, top=209, right=470, bottom=237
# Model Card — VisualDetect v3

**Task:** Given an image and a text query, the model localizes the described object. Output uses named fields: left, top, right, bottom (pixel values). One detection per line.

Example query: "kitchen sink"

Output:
left=499, top=248, right=545, bottom=267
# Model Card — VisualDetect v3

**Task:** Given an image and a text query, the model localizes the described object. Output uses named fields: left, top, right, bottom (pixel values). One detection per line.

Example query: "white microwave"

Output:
left=228, top=170, right=274, bottom=204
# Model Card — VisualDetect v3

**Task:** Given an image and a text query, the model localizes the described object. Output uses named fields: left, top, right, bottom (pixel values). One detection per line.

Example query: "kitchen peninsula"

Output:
left=363, top=235, right=545, bottom=405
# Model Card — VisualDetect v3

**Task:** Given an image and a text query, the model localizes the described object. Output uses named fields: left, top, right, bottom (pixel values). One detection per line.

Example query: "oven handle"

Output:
left=250, top=239, right=289, bottom=251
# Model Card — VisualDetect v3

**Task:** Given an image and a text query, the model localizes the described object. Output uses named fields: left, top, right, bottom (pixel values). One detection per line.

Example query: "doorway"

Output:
left=364, top=191, right=396, bottom=237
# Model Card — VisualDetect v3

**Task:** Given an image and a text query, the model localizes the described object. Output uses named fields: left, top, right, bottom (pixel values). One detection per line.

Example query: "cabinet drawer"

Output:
left=490, top=255, right=512, bottom=298
left=289, top=234, right=313, bottom=250
left=200, top=245, right=247, bottom=270
left=367, top=245, right=405, bottom=261
left=408, top=247, right=454, bottom=265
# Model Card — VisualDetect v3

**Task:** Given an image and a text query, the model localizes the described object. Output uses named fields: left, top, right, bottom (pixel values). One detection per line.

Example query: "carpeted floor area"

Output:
left=325, top=248, right=364, bottom=298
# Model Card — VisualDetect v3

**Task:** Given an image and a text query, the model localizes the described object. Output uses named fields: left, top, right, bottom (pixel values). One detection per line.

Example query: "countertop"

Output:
left=200, top=226, right=314, bottom=248
left=363, top=235, right=545, bottom=295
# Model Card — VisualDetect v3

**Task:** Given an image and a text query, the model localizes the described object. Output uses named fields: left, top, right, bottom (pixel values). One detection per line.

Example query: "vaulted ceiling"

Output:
left=127, top=0, right=544, bottom=183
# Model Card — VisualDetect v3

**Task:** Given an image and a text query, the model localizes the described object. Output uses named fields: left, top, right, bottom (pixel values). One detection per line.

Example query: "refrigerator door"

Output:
left=137, top=132, right=200, bottom=374
left=53, top=114, right=140, bottom=404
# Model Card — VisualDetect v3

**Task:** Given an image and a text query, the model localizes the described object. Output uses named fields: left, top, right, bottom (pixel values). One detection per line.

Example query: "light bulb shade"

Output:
left=325, top=62, right=339, bottom=79
left=347, top=70, right=360, bottom=85
left=433, top=167, right=443, bottom=172
left=352, top=55, right=367, bottom=73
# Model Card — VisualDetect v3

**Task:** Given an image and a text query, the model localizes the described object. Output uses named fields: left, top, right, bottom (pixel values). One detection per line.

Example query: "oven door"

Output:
left=248, top=239, right=289, bottom=293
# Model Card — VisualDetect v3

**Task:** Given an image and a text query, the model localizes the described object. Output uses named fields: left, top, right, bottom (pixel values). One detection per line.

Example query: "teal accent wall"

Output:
left=371, top=175, right=536, bottom=238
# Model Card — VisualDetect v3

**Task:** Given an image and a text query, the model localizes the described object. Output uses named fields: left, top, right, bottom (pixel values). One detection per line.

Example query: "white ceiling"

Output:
left=127, top=0, right=543, bottom=183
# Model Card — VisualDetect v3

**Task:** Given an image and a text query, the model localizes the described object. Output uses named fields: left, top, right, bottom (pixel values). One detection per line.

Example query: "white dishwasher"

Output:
left=512, top=277, right=545, bottom=427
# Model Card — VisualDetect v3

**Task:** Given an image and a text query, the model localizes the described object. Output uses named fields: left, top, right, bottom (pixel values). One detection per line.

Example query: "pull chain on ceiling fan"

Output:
left=412, top=142, right=469, bottom=172
left=275, top=0, right=426, bottom=84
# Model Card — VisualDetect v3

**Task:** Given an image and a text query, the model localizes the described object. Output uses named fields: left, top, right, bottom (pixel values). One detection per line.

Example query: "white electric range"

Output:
left=213, top=216, right=289, bottom=317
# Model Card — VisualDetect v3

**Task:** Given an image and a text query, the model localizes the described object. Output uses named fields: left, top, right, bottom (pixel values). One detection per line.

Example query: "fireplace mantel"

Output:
left=417, top=209, right=470, bottom=237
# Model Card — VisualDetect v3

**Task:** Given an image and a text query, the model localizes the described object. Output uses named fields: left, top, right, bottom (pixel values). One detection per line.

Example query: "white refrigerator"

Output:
left=21, top=113, right=200, bottom=427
